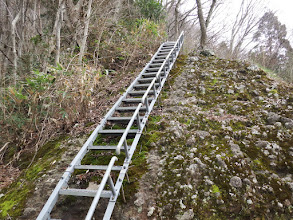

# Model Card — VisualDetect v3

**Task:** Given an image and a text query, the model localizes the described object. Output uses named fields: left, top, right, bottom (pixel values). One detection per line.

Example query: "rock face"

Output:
left=21, top=54, right=293, bottom=220
left=121, top=54, right=293, bottom=219
left=229, top=176, right=242, bottom=188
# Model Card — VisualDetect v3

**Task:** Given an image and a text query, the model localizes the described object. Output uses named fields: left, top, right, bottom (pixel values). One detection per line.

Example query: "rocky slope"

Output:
left=2, top=53, right=293, bottom=219
left=121, top=54, right=293, bottom=219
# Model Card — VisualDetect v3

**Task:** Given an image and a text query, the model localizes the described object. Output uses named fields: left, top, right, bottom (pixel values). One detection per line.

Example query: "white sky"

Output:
left=181, top=0, right=293, bottom=40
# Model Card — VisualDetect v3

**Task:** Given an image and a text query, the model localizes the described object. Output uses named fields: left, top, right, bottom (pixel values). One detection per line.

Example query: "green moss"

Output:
left=211, top=185, right=221, bottom=194
left=0, top=136, right=67, bottom=218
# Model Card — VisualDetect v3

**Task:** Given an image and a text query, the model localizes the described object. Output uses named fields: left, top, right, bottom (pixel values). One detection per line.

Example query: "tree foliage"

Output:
left=251, top=11, right=292, bottom=73
left=0, top=0, right=166, bottom=167
left=136, top=0, right=165, bottom=21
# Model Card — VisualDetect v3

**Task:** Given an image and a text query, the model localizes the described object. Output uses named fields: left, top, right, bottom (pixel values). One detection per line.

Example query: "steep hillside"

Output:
left=120, top=54, right=293, bottom=219
left=2, top=53, right=293, bottom=219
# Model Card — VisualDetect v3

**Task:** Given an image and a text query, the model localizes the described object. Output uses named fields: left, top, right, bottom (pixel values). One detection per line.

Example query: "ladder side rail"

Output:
left=104, top=63, right=175, bottom=219
left=37, top=43, right=167, bottom=220
left=36, top=62, right=148, bottom=220
left=37, top=79, right=138, bottom=219
left=141, top=77, right=156, bottom=108
left=104, top=33, right=184, bottom=220
left=37, top=34, right=183, bottom=220
left=85, top=156, right=118, bottom=220
left=116, top=103, right=143, bottom=155
left=141, top=32, right=184, bottom=105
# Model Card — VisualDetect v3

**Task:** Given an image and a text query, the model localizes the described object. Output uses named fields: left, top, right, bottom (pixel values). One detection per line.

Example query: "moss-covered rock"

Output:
left=124, top=53, right=293, bottom=219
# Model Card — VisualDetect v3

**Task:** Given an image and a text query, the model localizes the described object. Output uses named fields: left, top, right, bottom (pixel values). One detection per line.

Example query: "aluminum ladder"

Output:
left=37, top=32, right=184, bottom=220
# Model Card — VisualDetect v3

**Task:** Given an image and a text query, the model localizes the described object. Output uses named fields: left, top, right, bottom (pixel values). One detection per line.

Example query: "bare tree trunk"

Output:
left=12, top=11, right=21, bottom=84
left=33, top=0, right=37, bottom=33
left=196, top=0, right=207, bottom=50
left=56, top=0, right=65, bottom=65
left=174, top=0, right=182, bottom=38
left=196, top=0, right=216, bottom=50
left=79, top=0, right=93, bottom=64
left=37, top=0, right=42, bottom=34
left=48, top=0, right=64, bottom=65
left=205, top=0, right=216, bottom=28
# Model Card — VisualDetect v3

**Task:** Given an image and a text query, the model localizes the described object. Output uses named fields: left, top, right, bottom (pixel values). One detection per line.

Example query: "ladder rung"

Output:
left=107, top=116, right=137, bottom=122
left=99, top=129, right=138, bottom=135
left=152, top=59, right=165, bottom=62
left=146, top=67, right=160, bottom=71
left=138, top=78, right=156, bottom=83
left=149, top=63, right=162, bottom=67
left=122, top=97, right=153, bottom=103
left=74, top=164, right=123, bottom=170
left=155, top=55, right=167, bottom=58
left=160, top=48, right=172, bottom=51
left=157, top=54, right=169, bottom=57
left=133, top=83, right=159, bottom=89
left=142, top=72, right=157, bottom=77
left=164, top=41, right=176, bottom=44
left=128, top=90, right=154, bottom=96
left=59, top=189, right=112, bottom=198
left=116, top=106, right=147, bottom=112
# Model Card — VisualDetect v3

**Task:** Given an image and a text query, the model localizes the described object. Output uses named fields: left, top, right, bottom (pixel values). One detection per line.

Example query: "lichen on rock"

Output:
left=123, top=53, right=293, bottom=219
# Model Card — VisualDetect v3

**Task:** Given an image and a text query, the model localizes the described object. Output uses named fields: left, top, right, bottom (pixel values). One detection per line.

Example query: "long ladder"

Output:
left=37, top=32, right=184, bottom=220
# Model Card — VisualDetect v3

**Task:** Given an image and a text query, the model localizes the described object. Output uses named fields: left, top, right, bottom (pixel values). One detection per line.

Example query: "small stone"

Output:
left=180, top=199, right=186, bottom=209
left=284, top=199, right=291, bottom=207
left=218, top=108, right=225, bottom=114
left=216, top=154, right=227, bottom=169
left=243, top=178, right=251, bottom=186
left=228, top=89, right=234, bottom=94
left=286, top=182, right=293, bottom=191
left=230, top=143, right=243, bottom=157
left=274, top=122, right=282, bottom=128
left=267, top=112, right=281, bottom=125
left=280, top=117, right=292, bottom=124
left=174, top=155, right=184, bottom=160
left=195, top=130, right=210, bottom=139
left=186, top=136, right=195, bottom=147
left=256, top=141, right=269, bottom=148
left=190, top=56, right=199, bottom=62
left=147, top=207, right=155, bottom=217
left=23, top=208, right=37, bottom=217
left=187, top=164, right=198, bottom=176
left=247, top=65, right=260, bottom=71
left=216, top=199, right=224, bottom=205
left=86, top=182, right=99, bottom=190
left=252, top=177, right=258, bottom=184
left=178, top=209, right=194, bottom=220
left=277, top=202, right=283, bottom=208
left=247, top=199, right=253, bottom=205
left=229, top=176, right=242, bottom=188
left=263, top=150, right=269, bottom=156
left=252, top=90, right=259, bottom=96
left=200, top=50, right=215, bottom=57
left=137, top=206, right=142, bottom=213
left=190, top=69, right=195, bottom=73
left=285, top=122, right=293, bottom=129
left=205, top=179, right=214, bottom=186
left=272, top=143, right=280, bottom=152
left=134, top=193, right=144, bottom=207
